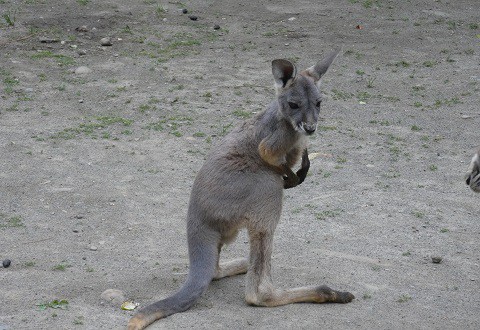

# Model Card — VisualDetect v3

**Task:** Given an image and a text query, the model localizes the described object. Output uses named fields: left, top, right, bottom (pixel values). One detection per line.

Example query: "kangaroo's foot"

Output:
left=214, top=258, right=249, bottom=280
left=246, top=284, right=354, bottom=307
left=246, top=230, right=354, bottom=307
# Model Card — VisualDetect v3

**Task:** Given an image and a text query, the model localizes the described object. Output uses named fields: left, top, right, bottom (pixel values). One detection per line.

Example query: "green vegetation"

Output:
left=31, top=51, right=75, bottom=66
left=140, top=32, right=202, bottom=63
left=52, top=263, right=71, bottom=271
left=52, top=116, right=133, bottom=140
left=2, top=11, right=16, bottom=26
left=37, top=299, right=69, bottom=310
left=232, top=109, right=252, bottom=119
left=0, top=214, right=24, bottom=228
left=397, top=294, right=412, bottom=303
left=1, top=69, right=19, bottom=94
left=315, top=208, right=343, bottom=220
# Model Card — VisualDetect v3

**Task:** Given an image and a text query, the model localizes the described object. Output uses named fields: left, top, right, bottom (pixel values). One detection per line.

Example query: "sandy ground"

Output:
left=1, top=0, right=479, bottom=329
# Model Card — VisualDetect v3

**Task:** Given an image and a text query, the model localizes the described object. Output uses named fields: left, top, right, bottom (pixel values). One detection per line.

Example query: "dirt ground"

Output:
left=1, top=0, right=479, bottom=329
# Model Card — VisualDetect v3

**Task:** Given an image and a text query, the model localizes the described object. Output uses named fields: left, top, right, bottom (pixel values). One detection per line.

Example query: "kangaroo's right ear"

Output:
left=303, top=48, right=341, bottom=88
left=272, top=59, right=297, bottom=94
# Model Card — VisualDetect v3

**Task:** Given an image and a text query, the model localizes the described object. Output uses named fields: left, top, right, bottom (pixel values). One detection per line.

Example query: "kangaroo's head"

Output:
left=272, top=49, right=340, bottom=135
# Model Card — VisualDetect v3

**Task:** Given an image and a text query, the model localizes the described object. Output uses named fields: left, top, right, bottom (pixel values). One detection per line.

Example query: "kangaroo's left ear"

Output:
left=303, top=48, right=341, bottom=87
left=272, top=59, right=297, bottom=94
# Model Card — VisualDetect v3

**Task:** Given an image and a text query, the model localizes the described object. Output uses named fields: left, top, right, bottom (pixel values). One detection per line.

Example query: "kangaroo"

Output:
left=465, top=148, right=480, bottom=192
left=128, top=49, right=354, bottom=330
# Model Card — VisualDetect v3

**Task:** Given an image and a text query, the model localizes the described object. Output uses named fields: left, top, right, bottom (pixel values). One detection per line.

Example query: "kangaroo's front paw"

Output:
left=295, top=149, right=310, bottom=185
left=283, top=174, right=300, bottom=189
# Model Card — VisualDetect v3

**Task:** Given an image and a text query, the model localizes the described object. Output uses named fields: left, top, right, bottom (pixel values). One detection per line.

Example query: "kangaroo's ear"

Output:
left=303, top=48, right=341, bottom=86
left=272, top=59, right=297, bottom=93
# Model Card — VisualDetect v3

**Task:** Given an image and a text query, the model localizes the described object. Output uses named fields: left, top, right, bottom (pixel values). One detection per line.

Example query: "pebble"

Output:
left=213, top=24, right=220, bottom=30
left=182, top=9, right=188, bottom=14
left=2, top=259, right=11, bottom=268
left=431, top=256, right=443, bottom=264
left=90, top=246, right=98, bottom=251
left=74, top=66, right=92, bottom=74
left=75, top=25, right=88, bottom=32
left=101, top=289, right=126, bottom=306
left=78, top=49, right=87, bottom=56
left=100, top=37, right=113, bottom=46
left=188, top=15, right=198, bottom=21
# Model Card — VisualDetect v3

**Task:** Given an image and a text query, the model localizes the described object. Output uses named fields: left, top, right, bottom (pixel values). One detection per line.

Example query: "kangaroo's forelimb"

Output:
left=284, top=149, right=310, bottom=189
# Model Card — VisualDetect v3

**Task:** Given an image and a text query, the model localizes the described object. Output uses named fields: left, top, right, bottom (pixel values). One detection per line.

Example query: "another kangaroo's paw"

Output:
left=466, top=172, right=480, bottom=192
left=317, top=285, right=355, bottom=303
left=465, top=152, right=480, bottom=193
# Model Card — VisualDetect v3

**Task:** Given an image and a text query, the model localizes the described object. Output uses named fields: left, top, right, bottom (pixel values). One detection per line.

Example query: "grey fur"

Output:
left=128, top=49, right=353, bottom=330
left=465, top=148, right=480, bottom=193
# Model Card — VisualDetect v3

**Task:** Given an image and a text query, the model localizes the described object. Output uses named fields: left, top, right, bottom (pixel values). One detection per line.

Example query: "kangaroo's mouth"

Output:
left=296, top=122, right=317, bottom=135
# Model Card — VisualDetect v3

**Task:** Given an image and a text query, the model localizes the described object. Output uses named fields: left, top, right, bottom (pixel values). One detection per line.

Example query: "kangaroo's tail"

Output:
left=127, top=237, right=217, bottom=330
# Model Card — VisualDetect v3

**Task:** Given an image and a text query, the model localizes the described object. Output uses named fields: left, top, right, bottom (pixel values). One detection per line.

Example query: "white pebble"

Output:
left=74, top=66, right=92, bottom=74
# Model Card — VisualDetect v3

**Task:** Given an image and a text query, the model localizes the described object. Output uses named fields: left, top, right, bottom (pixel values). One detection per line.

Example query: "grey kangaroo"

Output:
left=466, top=148, right=480, bottom=192
left=128, top=49, right=354, bottom=330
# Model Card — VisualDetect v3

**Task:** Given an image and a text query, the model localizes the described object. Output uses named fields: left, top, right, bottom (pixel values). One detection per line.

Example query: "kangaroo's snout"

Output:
left=303, top=123, right=317, bottom=135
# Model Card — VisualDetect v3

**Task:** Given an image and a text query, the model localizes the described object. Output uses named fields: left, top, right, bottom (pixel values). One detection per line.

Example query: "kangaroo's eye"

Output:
left=288, top=102, right=299, bottom=109
left=316, top=101, right=322, bottom=107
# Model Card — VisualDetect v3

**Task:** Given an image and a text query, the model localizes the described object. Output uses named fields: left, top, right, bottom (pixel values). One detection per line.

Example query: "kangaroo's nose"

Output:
left=304, top=124, right=316, bottom=135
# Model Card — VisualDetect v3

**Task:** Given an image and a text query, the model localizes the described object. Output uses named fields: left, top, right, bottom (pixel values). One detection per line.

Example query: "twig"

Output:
left=23, top=237, right=54, bottom=245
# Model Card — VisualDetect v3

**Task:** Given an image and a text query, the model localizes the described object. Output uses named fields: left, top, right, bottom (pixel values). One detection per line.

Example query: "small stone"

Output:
left=75, top=26, right=88, bottom=32
left=100, top=37, right=113, bottom=46
left=213, top=24, right=220, bottom=30
left=90, top=246, right=98, bottom=251
left=188, top=15, right=198, bottom=21
left=101, top=289, right=126, bottom=306
left=182, top=9, right=188, bottom=14
left=431, top=256, right=443, bottom=264
left=74, top=66, right=92, bottom=74
left=3, top=259, right=11, bottom=268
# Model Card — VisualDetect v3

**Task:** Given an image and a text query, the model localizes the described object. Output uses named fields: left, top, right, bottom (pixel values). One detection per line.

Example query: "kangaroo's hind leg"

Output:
left=244, top=226, right=354, bottom=307
left=214, top=243, right=248, bottom=280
